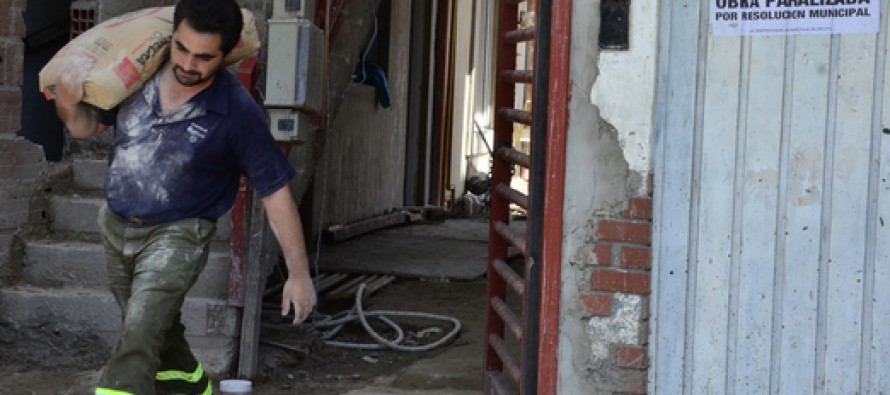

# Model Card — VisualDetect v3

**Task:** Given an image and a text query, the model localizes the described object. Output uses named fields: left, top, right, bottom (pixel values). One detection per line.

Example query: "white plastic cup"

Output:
left=219, top=379, right=253, bottom=395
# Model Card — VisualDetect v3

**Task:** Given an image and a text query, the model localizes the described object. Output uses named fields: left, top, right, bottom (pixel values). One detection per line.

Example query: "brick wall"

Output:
left=0, top=0, right=48, bottom=285
left=580, top=180, right=653, bottom=394
left=0, top=140, right=48, bottom=284
left=0, top=0, right=25, bottom=136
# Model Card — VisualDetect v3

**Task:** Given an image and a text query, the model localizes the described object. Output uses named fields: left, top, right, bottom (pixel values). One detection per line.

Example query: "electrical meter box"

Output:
left=269, top=109, right=314, bottom=143
left=265, top=18, right=323, bottom=114
left=273, top=0, right=316, bottom=20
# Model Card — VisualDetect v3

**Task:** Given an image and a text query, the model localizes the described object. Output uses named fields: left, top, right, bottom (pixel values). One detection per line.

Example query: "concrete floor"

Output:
left=318, top=218, right=492, bottom=280
left=261, top=217, right=507, bottom=394
left=320, top=218, right=492, bottom=395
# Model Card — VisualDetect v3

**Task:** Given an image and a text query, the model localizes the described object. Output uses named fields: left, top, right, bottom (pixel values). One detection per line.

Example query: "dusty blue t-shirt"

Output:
left=100, top=68, right=294, bottom=223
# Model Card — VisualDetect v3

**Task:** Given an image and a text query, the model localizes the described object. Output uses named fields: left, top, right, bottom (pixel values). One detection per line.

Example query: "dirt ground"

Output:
left=0, top=278, right=488, bottom=395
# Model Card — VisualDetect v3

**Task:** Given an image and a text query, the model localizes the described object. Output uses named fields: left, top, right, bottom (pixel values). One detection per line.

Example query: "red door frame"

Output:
left=538, top=0, right=569, bottom=392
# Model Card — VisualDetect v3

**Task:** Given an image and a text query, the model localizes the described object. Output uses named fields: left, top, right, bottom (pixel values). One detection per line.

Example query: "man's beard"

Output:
left=173, top=65, right=214, bottom=87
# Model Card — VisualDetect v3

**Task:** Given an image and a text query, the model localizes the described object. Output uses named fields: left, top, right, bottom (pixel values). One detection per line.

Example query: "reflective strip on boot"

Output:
left=96, top=388, right=135, bottom=395
left=155, top=363, right=204, bottom=383
left=202, top=380, right=213, bottom=395
left=165, top=380, right=213, bottom=395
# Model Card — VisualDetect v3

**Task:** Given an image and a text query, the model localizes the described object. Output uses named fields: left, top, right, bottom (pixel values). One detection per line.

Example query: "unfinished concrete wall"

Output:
left=557, top=1, right=657, bottom=394
left=589, top=1, right=657, bottom=195
left=0, top=140, right=47, bottom=286
left=0, top=0, right=48, bottom=285
left=312, top=0, right=410, bottom=229
left=1, top=0, right=25, bottom=135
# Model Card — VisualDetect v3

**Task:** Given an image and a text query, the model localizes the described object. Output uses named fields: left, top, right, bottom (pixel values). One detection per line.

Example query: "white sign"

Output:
left=710, top=0, right=881, bottom=36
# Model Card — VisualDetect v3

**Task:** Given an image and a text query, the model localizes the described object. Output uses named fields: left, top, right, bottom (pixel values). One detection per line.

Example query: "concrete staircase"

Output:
left=0, top=157, right=241, bottom=375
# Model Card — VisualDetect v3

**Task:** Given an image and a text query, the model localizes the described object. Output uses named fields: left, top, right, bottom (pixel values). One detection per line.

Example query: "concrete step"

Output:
left=49, top=194, right=233, bottom=240
left=0, top=286, right=239, bottom=374
left=21, top=239, right=231, bottom=299
left=50, top=194, right=105, bottom=235
left=72, top=157, right=107, bottom=191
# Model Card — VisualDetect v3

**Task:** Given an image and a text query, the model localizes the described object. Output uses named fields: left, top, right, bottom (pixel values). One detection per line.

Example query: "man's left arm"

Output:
left=261, top=185, right=316, bottom=324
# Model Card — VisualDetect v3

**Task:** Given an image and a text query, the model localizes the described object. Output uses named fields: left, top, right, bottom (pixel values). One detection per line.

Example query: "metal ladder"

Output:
left=484, top=0, right=545, bottom=394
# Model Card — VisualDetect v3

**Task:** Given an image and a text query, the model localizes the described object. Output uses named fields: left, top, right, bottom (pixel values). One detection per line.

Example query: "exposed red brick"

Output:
left=617, top=345, right=649, bottom=369
left=623, top=377, right=649, bottom=394
left=596, top=219, right=651, bottom=245
left=625, top=272, right=650, bottom=294
left=579, top=292, right=611, bottom=317
left=591, top=268, right=650, bottom=294
left=622, top=197, right=653, bottom=220
left=620, top=246, right=651, bottom=270
left=593, top=243, right=611, bottom=266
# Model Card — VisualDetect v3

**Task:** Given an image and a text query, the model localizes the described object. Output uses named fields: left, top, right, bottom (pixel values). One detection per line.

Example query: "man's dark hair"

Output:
left=173, top=0, right=243, bottom=55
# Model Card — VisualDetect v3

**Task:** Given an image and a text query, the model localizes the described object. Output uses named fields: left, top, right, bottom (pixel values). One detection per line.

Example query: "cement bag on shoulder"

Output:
left=39, top=6, right=260, bottom=110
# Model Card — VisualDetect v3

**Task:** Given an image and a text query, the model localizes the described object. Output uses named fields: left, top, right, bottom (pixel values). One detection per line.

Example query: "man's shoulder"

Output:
left=220, top=70, right=264, bottom=115
left=215, top=69, right=251, bottom=99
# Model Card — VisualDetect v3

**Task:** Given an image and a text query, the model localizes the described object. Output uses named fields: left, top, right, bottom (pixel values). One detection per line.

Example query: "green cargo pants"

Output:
left=95, top=204, right=216, bottom=395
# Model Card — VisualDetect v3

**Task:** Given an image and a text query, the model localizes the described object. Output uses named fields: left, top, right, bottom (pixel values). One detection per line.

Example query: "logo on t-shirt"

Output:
left=187, top=122, right=208, bottom=143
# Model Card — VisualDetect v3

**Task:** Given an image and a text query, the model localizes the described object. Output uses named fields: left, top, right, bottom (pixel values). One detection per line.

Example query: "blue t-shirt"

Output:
left=100, top=68, right=295, bottom=223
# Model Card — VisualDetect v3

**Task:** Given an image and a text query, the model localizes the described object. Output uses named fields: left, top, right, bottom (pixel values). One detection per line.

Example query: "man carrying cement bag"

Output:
left=41, top=4, right=259, bottom=110
left=53, top=1, right=317, bottom=393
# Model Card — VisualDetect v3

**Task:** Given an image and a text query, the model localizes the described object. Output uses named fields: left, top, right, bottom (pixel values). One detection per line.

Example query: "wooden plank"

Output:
left=731, top=34, right=785, bottom=395
left=324, top=275, right=396, bottom=300
left=234, top=56, right=270, bottom=379
left=315, top=272, right=349, bottom=293
left=326, top=275, right=370, bottom=299
left=401, top=206, right=450, bottom=221
left=364, top=274, right=396, bottom=294
left=651, top=0, right=702, bottom=392
left=237, top=191, right=277, bottom=379
left=326, top=212, right=408, bottom=242
left=228, top=176, right=251, bottom=306
left=773, top=33, right=831, bottom=393
left=228, top=57, right=260, bottom=307
left=689, top=32, right=741, bottom=394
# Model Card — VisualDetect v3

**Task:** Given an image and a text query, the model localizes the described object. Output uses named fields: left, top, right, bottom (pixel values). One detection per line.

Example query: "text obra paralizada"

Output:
left=716, top=0, right=870, bottom=9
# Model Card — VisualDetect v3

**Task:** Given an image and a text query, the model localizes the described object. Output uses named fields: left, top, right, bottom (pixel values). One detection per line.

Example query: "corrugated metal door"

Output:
left=652, top=2, right=890, bottom=394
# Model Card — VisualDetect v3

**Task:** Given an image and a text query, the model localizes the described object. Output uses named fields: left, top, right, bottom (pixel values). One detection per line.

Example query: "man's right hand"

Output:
left=54, top=56, right=94, bottom=109
left=54, top=56, right=107, bottom=139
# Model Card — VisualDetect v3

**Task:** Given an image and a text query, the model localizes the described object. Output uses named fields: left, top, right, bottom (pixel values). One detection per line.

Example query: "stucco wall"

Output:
left=557, top=1, right=658, bottom=394
left=589, top=0, right=657, bottom=195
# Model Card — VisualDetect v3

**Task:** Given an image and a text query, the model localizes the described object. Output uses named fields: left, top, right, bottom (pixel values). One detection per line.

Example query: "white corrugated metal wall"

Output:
left=652, top=1, right=889, bottom=394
